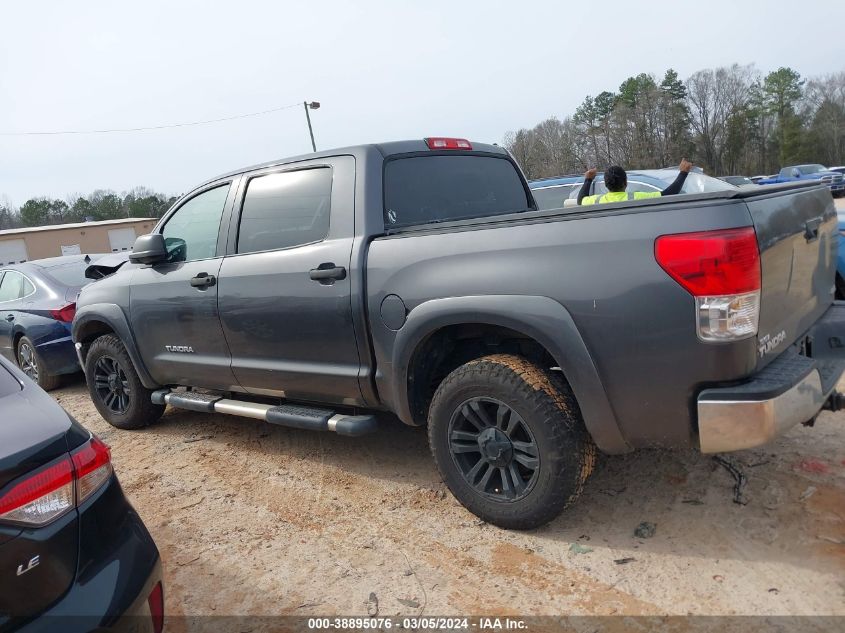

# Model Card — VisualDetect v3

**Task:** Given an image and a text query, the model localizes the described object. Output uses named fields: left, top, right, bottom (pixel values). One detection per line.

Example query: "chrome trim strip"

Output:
left=698, top=369, right=825, bottom=453
left=213, top=399, right=272, bottom=420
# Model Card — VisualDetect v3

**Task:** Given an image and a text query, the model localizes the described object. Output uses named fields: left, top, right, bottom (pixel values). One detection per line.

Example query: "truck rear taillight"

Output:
left=655, top=227, right=761, bottom=341
left=424, top=137, right=472, bottom=150
left=0, top=435, right=112, bottom=526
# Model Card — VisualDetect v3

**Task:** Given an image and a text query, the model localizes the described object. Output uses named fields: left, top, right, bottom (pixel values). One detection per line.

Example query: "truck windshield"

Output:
left=384, top=155, right=532, bottom=228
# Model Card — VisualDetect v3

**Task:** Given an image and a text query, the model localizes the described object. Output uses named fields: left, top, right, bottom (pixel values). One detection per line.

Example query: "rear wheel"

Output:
left=85, top=334, right=164, bottom=429
left=16, top=336, right=61, bottom=391
left=428, top=354, right=596, bottom=530
left=836, top=273, right=845, bottom=301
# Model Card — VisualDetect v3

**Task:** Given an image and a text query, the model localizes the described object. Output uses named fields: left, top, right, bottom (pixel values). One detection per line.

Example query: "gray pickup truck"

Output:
left=72, top=138, right=845, bottom=529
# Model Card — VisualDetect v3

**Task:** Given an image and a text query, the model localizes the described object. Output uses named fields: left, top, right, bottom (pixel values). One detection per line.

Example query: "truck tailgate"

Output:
left=746, top=185, right=838, bottom=368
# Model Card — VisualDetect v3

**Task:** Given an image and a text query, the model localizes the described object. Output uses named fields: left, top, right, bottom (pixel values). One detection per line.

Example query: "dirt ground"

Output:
left=52, top=371, right=845, bottom=622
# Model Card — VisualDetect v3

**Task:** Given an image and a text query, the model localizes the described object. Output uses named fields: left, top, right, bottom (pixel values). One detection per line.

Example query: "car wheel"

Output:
left=837, top=273, right=845, bottom=301
left=17, top=336, right=61, bottom=391
left=428, top=354, right=596, bottom=530
left=85, top=334, right=165, bottom=430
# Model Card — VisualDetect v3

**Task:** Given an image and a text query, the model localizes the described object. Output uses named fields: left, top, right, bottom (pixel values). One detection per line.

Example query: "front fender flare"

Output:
left=389, top=295, right=631, bottom=454
left=72, top=303, right=158, bottom=390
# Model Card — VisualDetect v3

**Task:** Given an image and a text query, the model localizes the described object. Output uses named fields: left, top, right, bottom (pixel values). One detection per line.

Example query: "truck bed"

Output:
left=367, top=182, right=837, bottom=451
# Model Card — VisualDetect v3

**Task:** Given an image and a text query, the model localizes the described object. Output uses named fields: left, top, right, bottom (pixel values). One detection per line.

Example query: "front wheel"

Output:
left=84, top=334, right=165, bottom=429
left=428, top=354, right=596, bottom=530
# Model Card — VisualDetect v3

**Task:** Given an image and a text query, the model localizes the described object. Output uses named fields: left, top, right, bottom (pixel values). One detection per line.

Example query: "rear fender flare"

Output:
left=389, top=295, right=631, bottom=454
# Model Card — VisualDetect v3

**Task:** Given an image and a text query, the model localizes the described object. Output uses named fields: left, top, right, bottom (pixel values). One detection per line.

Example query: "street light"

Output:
left=303, top=101, right=320, bottom=152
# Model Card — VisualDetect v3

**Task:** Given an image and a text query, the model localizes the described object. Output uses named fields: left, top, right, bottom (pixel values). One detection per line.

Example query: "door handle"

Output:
left=309, top=264, right=347, bottom=284
left=4, top=314, right=13, bottom=322
left=190, top=273, right=216, bottom=288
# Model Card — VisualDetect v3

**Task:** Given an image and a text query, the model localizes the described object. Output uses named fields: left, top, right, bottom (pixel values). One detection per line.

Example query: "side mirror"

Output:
left=128, top=234, right=168, bottom=265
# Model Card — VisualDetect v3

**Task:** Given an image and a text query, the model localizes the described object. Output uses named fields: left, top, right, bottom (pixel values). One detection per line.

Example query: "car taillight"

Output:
left=50, top=303, right=76, bottom=323
left=71, top=435, right=112, bottom=504
left=0, top=457, right=74, bottom=526
left=424, top=137, right=472, bottom=150
left=655, top=227, right=761, bottom=341
left=148, top=582, right=164, bottom=633
left=0, top=435, right=112, bottom=527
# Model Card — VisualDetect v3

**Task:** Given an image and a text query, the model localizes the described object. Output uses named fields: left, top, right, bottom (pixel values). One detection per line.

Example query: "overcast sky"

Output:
left=1, top=0, right=843, bottom=204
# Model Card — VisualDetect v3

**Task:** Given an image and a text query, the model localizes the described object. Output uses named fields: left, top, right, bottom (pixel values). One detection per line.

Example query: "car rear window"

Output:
left=384, top=155, right=532, bottom=228
left=43, top=262, right=90, bottom=287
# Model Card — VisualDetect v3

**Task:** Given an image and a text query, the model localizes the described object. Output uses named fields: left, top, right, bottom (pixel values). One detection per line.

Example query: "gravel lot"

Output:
left=52, top=371, right=845, bottom=622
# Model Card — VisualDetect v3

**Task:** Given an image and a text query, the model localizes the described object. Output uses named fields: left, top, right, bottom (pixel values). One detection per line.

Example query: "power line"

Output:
left=0, top=102, right=303, bottom=136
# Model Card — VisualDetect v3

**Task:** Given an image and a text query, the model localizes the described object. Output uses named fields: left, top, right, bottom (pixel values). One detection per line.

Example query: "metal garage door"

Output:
left=0, top=239, right=28, bottom=265
left=107, top=227, right=137, bottom=252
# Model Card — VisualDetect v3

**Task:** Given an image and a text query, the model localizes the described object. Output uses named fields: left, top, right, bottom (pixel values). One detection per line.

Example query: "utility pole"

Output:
left=303, top=101, right=320, bottom=152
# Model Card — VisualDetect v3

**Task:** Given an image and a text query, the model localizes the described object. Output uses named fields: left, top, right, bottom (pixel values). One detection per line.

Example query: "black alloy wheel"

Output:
left=448, top=397, right=540, bottom=501
left=93, top=355, right=131, bottom=414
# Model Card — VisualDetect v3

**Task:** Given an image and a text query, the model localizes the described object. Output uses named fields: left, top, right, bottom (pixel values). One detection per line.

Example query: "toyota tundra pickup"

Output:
left=72, top=138, right=845, bottom=529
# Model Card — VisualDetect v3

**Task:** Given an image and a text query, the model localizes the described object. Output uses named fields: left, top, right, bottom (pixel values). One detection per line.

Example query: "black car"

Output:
left=0, top=255, right=127, bottom=392
left=0, top=355, right=162, bottom=632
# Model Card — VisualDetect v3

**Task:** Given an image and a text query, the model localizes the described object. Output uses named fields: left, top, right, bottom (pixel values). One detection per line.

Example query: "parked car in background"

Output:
left=751, top=175, right=773, bottom=184
left=757, top=164, right=845, bottom=196
left=526, top=175, right=581, bottom=210
left=828, top=166, right=845, bottom=175
left=0, top=354, right=163, bottom=632
left=0, top=255, right=126, bottom=390
left=530, top=169, right=737, bottom=210
left=719, top=175, right=755, bottom=186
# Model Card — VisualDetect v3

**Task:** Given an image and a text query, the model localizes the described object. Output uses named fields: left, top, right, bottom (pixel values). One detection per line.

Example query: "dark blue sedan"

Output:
left=0, top=255, right=112, bottom=390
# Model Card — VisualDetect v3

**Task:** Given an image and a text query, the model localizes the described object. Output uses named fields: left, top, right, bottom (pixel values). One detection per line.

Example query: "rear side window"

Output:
left=384, top=155, right=532, bottom=228
left=237, top=168, right=332, bottom=254
left=0, top=271, right=26, bottom=302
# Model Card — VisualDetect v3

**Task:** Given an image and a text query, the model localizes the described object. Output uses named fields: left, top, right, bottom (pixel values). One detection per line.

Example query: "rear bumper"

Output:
left=697, top=302, right=845, bottom=453
left=15, top=477, right=163, bottom=633
left=35, top=334, right=80, bottom=376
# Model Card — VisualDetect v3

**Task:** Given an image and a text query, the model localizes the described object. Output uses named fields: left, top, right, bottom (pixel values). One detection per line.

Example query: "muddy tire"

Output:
left=428, top=354, right=596, bottom=530
left=16, top=336, right=61, bottom=391
left=84, top=334, right=165, bottom=430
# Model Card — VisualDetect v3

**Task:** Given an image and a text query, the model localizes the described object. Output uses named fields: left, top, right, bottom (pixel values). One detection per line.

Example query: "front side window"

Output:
left=161, top=184, right=230, bottom=263
left=237, top=168, right=332, bottom=254
left=0, top=271, right=25, bottom=302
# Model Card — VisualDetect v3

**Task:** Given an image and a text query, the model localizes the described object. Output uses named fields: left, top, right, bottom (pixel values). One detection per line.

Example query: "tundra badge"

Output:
left=165, top=345, right=195, bottom=353
left=758, top=330, right=786, bottom=358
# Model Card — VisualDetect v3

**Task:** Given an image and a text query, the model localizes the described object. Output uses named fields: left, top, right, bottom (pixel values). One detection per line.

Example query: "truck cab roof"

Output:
left=200, top=139, right=508, bottom=189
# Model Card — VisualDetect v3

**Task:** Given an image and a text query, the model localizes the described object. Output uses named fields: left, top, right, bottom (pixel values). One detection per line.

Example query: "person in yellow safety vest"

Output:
left=577, top=159, right=694, bottom=205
